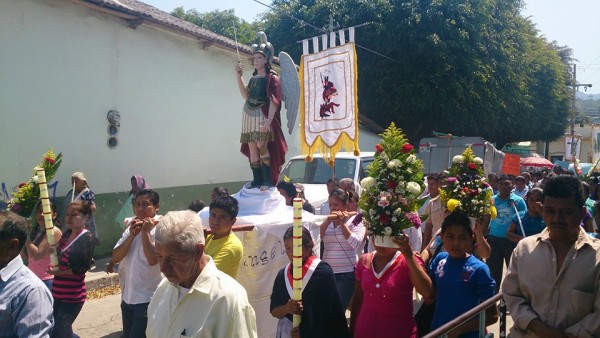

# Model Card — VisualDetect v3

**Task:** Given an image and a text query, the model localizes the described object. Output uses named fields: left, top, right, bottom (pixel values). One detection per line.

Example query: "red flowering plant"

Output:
left=358, top=123, right=424, bottom=240
left=439, top=147, right=496, bottom=220
left=6, top=149, right=62, bottom=218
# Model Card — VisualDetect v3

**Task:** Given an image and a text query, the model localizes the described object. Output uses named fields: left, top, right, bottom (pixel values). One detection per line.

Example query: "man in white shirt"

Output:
left=147, top=210, right=257, bottom=338
left=112, top=189, right=162, bottom=338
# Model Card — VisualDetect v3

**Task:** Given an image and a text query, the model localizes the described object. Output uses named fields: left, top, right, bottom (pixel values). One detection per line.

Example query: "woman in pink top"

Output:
left=350, top=234, right=433, bottom=338
left=22, top=201, right=62, bottom=290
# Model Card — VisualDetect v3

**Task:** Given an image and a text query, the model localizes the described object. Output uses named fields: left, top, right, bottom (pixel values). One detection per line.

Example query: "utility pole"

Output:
left=568, top=64, right=593, bottom=161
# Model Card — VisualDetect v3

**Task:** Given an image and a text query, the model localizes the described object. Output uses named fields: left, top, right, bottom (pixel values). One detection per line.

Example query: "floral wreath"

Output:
left=358, top=123, right=424, bottom=237
left=6, top=149, right=62, bottom=218
left=439, top=147, right=496, bottom=219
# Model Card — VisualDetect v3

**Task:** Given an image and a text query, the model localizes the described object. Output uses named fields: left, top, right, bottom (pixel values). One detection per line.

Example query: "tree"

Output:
left=171, top=7, right=260, bottom=45
left=261, top=0, right=571, bottom=147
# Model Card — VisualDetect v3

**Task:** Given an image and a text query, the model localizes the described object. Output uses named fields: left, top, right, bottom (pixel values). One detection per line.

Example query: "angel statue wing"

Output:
left=278, top=51, right=300, bottom=135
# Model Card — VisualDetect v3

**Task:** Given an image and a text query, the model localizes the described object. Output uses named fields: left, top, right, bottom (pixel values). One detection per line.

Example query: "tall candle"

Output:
left=36, top=168, right=59, bottom=271
left=292, top=197, right=303, bottom=328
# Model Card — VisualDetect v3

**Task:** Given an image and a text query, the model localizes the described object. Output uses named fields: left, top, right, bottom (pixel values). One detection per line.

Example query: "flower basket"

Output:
left=439, top=147, right=496, bottom=220
left=6, top=149, right=62, bottom=218
left=359, top=123, right=424, bottom=247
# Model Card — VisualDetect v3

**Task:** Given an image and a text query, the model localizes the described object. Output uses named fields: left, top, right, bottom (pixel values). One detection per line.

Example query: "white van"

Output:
left=279, top=152, right=375, bottom=214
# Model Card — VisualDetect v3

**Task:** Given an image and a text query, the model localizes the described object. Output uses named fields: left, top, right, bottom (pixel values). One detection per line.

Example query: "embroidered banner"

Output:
left=299, top=42, right=359, bottom=165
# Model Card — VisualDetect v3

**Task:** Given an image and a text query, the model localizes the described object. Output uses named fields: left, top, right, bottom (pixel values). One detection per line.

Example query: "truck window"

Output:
left=280, top=158, right=357, bottom=184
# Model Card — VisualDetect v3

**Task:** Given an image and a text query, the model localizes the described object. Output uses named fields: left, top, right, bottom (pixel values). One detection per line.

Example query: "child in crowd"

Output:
left=205, top=195, right=243, bottom=278
left=429, top=211, right=497, bottom=338
left=506, top=188, right=546, bottom=242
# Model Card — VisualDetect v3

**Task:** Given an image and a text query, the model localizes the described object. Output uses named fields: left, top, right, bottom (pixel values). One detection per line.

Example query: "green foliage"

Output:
left=438, top=147, right=495, bottom=219
left=171, top=7, right=261, bottom=45
left=358, top=123, right=424, bottom=237
left=261, top=0, right=571, bottom=147
left=6, top=149, right=63, bottom=218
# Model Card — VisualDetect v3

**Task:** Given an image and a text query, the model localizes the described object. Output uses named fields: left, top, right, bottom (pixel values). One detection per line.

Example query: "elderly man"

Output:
left=503, top=175, right=600, bottom=337
left=146, top=210, right=257, bottom=338
left=0, top=210, right=54, bottom=337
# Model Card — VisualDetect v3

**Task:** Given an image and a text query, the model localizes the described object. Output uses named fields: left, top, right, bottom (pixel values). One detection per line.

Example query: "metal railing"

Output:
left=423, top=292, right=506, bottom=338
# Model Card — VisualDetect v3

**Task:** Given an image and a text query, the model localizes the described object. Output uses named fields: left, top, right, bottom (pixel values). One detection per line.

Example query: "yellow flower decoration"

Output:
left=489, top=206, right=498, bottom=219
left=447, top=199, right=461, bottom=212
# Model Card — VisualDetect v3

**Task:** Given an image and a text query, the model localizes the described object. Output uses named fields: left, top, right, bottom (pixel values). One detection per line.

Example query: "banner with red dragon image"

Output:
left=299, top=41, right=359, bottom=165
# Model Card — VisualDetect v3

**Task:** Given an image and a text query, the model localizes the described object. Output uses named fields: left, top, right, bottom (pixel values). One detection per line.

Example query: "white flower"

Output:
left=360, top=177, right=377, bottom=190
left=473, top=157, right=483, bottom=165
left=384, top=227, right=393, bottom=236
left=391, top=217, right=398, bottom=222
left=394, top=208, right=403, bottom=216
left=369, top=209, right=376, bottom=217
left=452, top=155, right=465, bottom=164
left=387, top=159, right=402, bottom=169
left=32, top=176, right=39, bottom=184
left=10, top=198, right=18, bottom=204
left=406, top=154, right=417, bottom=163
left=406, top=181, right=421, bottom=195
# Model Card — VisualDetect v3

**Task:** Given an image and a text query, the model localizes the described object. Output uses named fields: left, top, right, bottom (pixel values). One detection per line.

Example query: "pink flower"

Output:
left=378, top=198, right=390, bottom=207
left=446, top=177, right=457, bottom=184
left=405, top=212, right=422, bottom=228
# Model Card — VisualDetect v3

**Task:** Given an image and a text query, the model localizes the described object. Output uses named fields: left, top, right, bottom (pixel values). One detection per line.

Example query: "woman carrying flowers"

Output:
left=22, top=200, right=62, bottom=290
left=319, top=188, right=366, bottom=309
left=349, top=234, right=433, bottom=338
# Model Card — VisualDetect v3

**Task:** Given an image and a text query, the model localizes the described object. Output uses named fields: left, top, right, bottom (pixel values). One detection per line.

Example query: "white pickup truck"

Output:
left=279, top=152, right=375, bottom=214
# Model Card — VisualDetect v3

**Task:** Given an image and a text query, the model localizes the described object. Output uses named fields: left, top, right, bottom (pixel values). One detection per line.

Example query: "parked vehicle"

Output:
left=418, top=136, right=503, bottom=176
left=279, top=152, right=375, bottom=214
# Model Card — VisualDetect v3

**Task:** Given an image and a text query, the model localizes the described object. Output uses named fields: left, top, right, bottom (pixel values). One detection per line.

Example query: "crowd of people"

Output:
left=3, top=164, right=600, bottom=338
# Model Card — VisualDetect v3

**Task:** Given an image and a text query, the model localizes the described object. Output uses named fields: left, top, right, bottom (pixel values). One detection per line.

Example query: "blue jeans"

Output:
left=51, top=299, right=84, bottom=338
left=42, top=279, right=53, bottom=291
left=121, top=301, right=149, bottom=338
left=335, top=271, right=355, bottom=310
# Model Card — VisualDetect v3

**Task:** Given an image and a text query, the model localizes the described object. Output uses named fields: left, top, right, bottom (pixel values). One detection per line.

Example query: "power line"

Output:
left=249, top=0, right=399, bottom=63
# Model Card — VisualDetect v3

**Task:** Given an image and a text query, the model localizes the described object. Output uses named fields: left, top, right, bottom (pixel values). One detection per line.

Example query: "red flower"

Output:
left=45, top=157, right=55, bottom=165
left=375, top=144, right=384, bottom=153
left=18, top=182, right=26, bottom=188
left=470, top=189, right=479, bottom=197
left=380, top=214, right=390, bottom=224
left=401, top=144, right=413, bottom=154
left=468, top=163, right=477, bottom=170
left=386, top=181, right=398, bottom=189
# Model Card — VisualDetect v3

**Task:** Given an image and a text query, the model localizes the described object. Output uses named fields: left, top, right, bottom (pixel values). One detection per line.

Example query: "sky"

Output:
left=142, top=0, right=600, bottom=95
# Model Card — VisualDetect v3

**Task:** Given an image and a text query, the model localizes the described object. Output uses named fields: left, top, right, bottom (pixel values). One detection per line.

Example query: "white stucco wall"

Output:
left=0, top=0, right=379, bottom=198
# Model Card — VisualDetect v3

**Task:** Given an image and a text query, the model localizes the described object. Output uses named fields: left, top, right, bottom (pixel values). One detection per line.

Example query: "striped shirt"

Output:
left=52, top=229, right=95, bottom=303
left=322, top=215, right=365, bottom=273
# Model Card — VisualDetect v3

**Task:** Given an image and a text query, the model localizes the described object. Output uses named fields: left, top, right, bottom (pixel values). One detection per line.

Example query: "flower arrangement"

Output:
left=358, top=123, right=424, bottom=239
left=439, top=147, right=496, bottom=219
left=6, top=149, right=62, bottom=218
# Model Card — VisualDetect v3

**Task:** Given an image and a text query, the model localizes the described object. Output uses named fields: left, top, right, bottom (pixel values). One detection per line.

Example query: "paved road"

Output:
left=73, top=294, right=122, bottom=338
